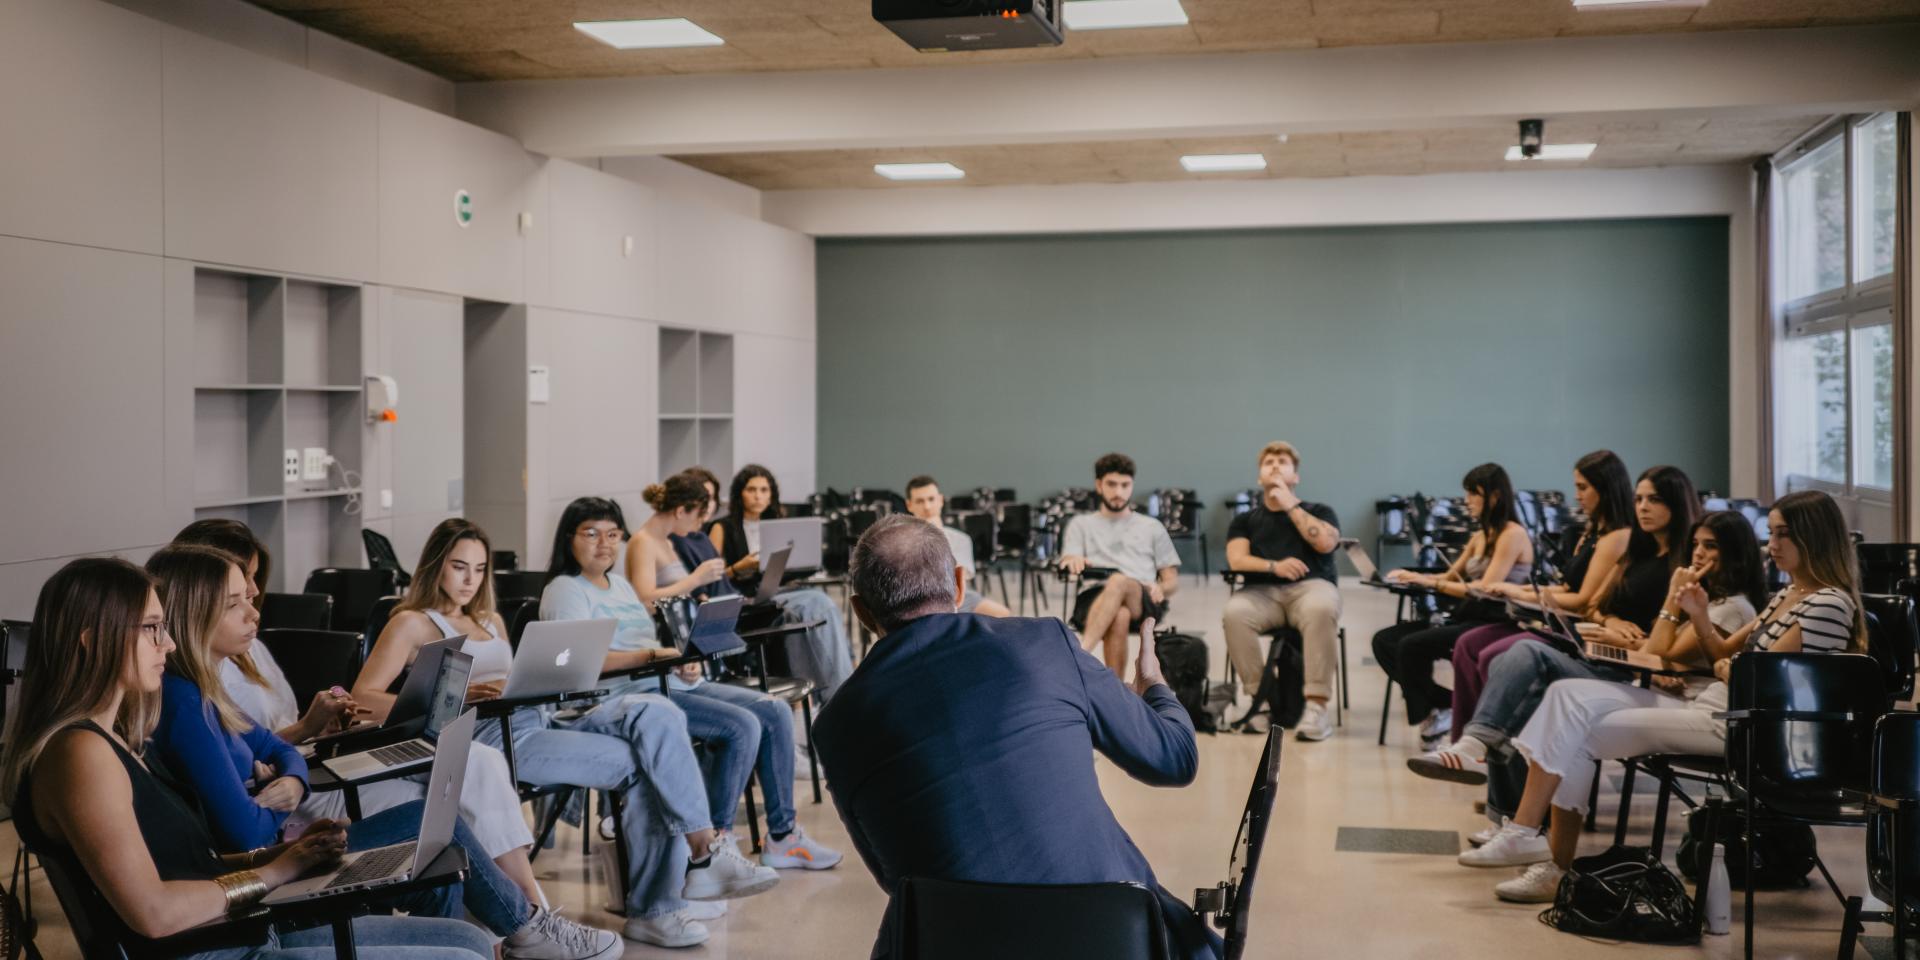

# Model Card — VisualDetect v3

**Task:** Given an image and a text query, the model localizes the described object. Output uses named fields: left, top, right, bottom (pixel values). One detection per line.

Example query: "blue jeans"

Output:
left=346, top=801, right=529, bottom=936
left=680, top=681, right=797, bottom=835
left=772, top=588, right=853, bottom=702
left=1460, top=639, right=1629, bottom=748
left=188, top=915, right=493, bottom=960
left=478, top=695, right=711, bottom=920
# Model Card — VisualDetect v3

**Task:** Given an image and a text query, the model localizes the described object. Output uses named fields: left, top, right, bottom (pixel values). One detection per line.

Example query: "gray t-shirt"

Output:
left=1062, top=510, right=1181, bottom=584
left=942, top=526, right=976, bottom=577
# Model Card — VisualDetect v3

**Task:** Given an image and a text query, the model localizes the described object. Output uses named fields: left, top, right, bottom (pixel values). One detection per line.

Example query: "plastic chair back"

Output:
left=1869, top=711, right=1920, bottom=908
left=493, top=570, right=550, bottom=602
left=31, top=834, right=139, bottom=959
left=259, top=592, right=333, bottom=632
left=1862, top=593, right=1919, bottom=702
left=995, top=503, right=1033, bottom=554
left=492, top=550, right=520, bottom=572
left=1860, top=544, right=1920, bottom=596
left=1726, top=652, right=1885, bottom=809
left=359, top=528, right=412, bottom=589
left=499, top=597, right=540, bottom=652
left=361, top=595, right=402, bottom=661
left=259, top=629, right=364, bottom=708
left=956, top=512, right=995, bottom=570
left=892, top=876, right=1168, bottom=960
left=300, top=568, right=400, bottom=635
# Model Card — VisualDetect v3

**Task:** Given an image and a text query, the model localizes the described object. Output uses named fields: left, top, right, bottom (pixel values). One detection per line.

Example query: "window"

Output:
left=1772, top=114, right=1900, bottom=517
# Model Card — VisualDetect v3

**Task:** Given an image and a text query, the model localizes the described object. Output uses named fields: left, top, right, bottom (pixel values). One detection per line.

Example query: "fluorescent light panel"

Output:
left=1064, top=0, right=1189, bottom=31
left=1572, top=0, right=1708, bottom=7
left=1506, top=143, right=1598, bottom=161
left=1180, top=153, right=1267, bottom=173
left=573, top=19, right=724, bottom=49
left=874, top=162, right=965, bottom=181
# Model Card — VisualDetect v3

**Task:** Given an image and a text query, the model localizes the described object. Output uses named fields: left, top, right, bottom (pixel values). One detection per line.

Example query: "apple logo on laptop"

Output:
left=555, top=648, right=571, bottom=667
left=442, top=778, right=453, bottom=801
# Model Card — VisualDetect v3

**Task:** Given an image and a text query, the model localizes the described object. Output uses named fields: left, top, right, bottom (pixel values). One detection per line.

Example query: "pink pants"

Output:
left=1449, top=623, right=1527, bottom=742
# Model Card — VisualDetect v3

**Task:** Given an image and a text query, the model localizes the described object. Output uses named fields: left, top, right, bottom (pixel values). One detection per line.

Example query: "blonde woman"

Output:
left=0, top=556, right=490, bottom=959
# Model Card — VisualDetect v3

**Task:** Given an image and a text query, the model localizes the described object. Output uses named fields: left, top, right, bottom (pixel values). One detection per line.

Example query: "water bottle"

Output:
left=1705, top=842, right=1731, bottom=935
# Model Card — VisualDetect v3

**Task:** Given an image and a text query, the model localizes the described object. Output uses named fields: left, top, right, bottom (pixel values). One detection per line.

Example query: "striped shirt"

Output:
left=1749, top=586, right=1856, bottom=654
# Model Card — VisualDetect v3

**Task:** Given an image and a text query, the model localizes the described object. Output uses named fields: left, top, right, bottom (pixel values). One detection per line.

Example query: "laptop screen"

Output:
left=424, top=650, right=473, bottom=743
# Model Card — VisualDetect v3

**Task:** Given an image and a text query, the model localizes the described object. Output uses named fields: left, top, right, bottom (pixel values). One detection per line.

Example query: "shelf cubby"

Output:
left=657, top=327, right=734, bottom=481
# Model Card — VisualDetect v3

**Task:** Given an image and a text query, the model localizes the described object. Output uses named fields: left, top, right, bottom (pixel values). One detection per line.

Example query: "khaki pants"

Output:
left=1222, top=579, right=1342, bottom=701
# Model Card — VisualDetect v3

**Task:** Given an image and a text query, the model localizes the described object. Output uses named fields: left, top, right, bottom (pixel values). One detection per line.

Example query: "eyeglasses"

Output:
left=139, top=621, right=170, bottom=648
left=575, top=528, right=625, bottom=544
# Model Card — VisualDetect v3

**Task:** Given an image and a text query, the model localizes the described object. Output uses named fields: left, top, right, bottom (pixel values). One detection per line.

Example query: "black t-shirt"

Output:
left=1603, top=549, right=1672, bottom=631
left=1227, top=500, right=1340, bottom=585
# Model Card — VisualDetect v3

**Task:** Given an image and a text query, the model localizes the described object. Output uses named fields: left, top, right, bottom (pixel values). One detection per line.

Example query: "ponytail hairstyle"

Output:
left=145, top=545, right=254, bottom=734
left=395, top=518, right=496, bottom=625
left=0, top=558, right=159, bottom=802
left=1771, top=490, right=1867, bottom=646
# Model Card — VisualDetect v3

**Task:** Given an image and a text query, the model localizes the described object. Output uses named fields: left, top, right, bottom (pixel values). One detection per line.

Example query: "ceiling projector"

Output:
left=873, top=0, right=1064, bottom=52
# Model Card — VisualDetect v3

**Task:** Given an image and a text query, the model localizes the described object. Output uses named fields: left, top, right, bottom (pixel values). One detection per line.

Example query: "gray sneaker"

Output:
left=683, top=833, right=781, bottom=901
left=503, top=907, right=622, bottom=960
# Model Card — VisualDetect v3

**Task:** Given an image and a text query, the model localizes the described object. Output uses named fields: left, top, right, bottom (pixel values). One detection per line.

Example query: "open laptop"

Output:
left=756, top=518, right=824, bottom=573
left=1342, top=541, right=1384, bottom=585
left=312, top=638, right=463, bottom=755
left=265, top=709, right=474, bottom=905
left=679, top=596, right=746, bottom=658
left=323, top=648, right=472, bottom=781
left=752, top=546, right=793, bottom=603
left=501, top=619, right=616, bottom=699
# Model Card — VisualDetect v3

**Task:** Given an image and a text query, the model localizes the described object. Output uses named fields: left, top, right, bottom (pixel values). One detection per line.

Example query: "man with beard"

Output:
left=1059, top=453, right=1182, bottom=676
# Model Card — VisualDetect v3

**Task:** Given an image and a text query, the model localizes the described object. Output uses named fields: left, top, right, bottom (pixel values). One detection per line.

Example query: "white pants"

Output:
left=1511, top=678, right=1725, bottom=814
left=1222, top=579, right=1342, bottom=700
left=294, top=741, right=534, bottom=859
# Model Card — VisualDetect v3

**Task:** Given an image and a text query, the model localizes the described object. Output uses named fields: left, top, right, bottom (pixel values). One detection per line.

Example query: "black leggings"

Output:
left=1371, top=621, right=1484, bottom=725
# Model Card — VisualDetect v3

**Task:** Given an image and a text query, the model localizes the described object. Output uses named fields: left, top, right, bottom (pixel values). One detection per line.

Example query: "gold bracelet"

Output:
left=213, top=870, right=269, bottom=916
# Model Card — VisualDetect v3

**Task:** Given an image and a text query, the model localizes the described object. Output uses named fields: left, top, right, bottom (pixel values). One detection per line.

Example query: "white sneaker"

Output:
left=682, top=899, right=728, bottom=921
left=1294, top=701, right=1334, bottom=742
left=682, top=833, right=781, bottom=901
left=1457, top=821, right=1549, bottom=867
left=1418, top=708, right=1453, bottom=739
left=1467, top=820, right=1504, bottom=848
left=760, top=826, right=843, bottom=870
left=1407, top=740, right=1489, bottom=785
left=623, top=911, right=709, bottom=948
left=1495, top=861, right=1567, bottom=903
left=503, top=907, right=623, bottom=960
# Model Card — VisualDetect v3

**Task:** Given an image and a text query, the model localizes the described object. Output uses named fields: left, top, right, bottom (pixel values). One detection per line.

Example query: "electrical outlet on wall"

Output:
left=284, top=450, right=300, bottom=484
left=302, top=447, right=328, bottom=482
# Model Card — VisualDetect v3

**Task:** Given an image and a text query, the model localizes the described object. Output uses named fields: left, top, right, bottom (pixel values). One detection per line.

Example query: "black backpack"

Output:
left=1541, top=844, right=1698, bottom=944
left=1675, top=804, right=1817, bottom=889
left=1152, top=633, right=1215, bottom=733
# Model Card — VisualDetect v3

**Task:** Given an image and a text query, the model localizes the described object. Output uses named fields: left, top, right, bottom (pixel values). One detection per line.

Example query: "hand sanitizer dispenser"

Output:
left=365, top=374, right=399, bottom=423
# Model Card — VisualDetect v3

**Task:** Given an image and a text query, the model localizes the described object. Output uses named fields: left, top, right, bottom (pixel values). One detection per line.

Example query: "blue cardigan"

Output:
left=152, top=672, right=309, bottom=852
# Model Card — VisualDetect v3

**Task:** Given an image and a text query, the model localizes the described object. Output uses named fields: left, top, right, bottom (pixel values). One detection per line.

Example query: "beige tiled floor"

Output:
left=2, top=578, right=1891, bottom=958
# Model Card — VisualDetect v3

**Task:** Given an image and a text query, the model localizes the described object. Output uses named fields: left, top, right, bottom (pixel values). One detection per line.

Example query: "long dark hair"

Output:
left=546, top=497, right=628, bottom=582
left=1631, top=465, right=1698, bottom=572
left=1692, top=511, right=1767, bottom=613
left=1574, top=450, right=1633, bottom=536
left=1772, top=490, right=1866, bottom=644
left=717, top=465, right=784, bottom=568
left=1462, top=463, right=1517, bottom=544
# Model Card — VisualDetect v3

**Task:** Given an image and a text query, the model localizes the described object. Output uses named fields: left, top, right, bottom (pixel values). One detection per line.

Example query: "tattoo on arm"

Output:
left=1307, top=525, right=1322, bottom=537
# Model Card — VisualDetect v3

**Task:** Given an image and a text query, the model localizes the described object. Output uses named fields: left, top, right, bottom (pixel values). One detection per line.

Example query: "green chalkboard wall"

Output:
left=816, top=217, right=1730, bottom=568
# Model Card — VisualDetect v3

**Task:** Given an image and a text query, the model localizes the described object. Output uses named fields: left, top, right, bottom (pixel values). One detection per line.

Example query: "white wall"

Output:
left=0, top=0, right=817, bottom=616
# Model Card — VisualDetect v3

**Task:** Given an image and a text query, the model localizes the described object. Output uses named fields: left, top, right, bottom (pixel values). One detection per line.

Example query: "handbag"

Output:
left=1540, top=844, right=1698, bottom=944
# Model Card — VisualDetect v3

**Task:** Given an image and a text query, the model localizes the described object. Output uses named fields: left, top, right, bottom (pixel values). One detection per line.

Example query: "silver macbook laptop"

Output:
left=753, top=546, right=793, bottom=603
left=323, top=648, right=473, bottom=781
left=1342, top=541, right=1382, bottom=584
left=756, top=518, right=824, bottom=572
left=501, top=619, right=616, bottom=699
left=265, top=709, right=474, bottom=905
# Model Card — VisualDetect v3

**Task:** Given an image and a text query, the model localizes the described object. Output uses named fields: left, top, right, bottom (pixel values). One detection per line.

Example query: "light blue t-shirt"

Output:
left=540, top=573, right=702, bottom=692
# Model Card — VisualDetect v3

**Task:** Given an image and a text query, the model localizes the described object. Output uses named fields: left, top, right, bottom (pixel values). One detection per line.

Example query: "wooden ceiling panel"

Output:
left=244, top=0, right=1920, bottom=79
left=667, top=114, right=1827, bottom=189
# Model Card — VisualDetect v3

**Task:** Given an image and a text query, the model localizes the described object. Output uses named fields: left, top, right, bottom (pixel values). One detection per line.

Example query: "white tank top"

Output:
left=425, top=609, right=514, bottom=684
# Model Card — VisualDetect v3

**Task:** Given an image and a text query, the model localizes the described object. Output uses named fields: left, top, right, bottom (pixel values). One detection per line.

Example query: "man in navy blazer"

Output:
left=814, top=515, right=1220, bottom=960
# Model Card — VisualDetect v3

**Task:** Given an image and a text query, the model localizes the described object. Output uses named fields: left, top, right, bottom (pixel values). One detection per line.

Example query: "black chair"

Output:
left=493, top=570, right=550, bottom=603
left=259, top=592, right=333, bottom=632
left=498, top=596, right=540, bottom=652
left=301, top=568, right=400, bottom=636
left=358, top=528, right=412, bottom=590
left=259, top=629, right=365, bottom=709
left=492, top=550, right=520, bottom=572
left=1859, top=543, right=1920, bottom=596
left=990, top=502, right=1036, bottom=614
left=951, top=511, right=999, bottom=602
left=893, top=876, right=1169, bottom=960
left=361, top=595, right=402, bottom=664
left=1218, top=570, right=1347, bottom=726
left=2, top=620, right=36, bottom=937
left=1858, top=711, right=1920, bottom=959
left=1861, top=593, right=1919, bottom=703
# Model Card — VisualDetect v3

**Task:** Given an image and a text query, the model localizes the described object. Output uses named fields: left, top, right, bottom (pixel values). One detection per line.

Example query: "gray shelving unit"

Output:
left=191, top=268, right=366, bottom=591
left=657, top=328, right=732, bottom=480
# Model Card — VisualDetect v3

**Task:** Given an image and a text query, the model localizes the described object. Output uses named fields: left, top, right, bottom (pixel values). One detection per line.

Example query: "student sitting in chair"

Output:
left=143, top=544, right=619, bottom=957
left=1058, top=452, right=1183, bottom=678
left=709, top=464, right=855, bottom=701
left=1464, top=491, right=1861, bottom=903
left=171, top=521, right=587, bottom=948
left=356, top=516, right=774, bottom=948
left=609, top=478, right=843, bottom=872
left=904, top=474, right=1013, bottom=618
left=1, top=557, right=494, bottom=960
left=814, top=516, right=1219, bottom=960
left=1220, top=441, right=1342, bottom=741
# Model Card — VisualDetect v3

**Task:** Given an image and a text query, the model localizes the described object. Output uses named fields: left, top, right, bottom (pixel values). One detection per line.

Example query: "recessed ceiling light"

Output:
left=1571, top=0, right=1708, bottom=8
left=1180, top=153, right=1267, bottom=173
left=874, top=162, right=965, bottom=181
left=1506, top=143, right=1598, bottom=161
left=1064, top=0, right=1189, bottom=31
left=574, top=19, right=724, bottom=49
